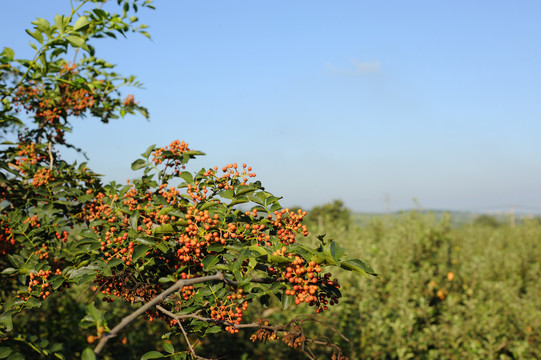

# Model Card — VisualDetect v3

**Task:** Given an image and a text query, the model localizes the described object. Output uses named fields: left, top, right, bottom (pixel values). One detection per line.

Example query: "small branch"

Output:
left=7, top=163, right=21, bottom=171
left=48, top=141, right=54, bottom=170
left=156, top=304, right=264, bottom=331
left=221, top=275, right=277, bottom=287
left=156, top=305, right=348, bottom=359
left=176, top=318, right=211, bottom=360
left=292, top=314, right=349, bottom=342
left=93, top=272, right=225, bottom=355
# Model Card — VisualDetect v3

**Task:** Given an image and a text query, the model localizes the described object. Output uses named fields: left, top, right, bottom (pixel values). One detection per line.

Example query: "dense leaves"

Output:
left=0, top=1, right=375, bottom=359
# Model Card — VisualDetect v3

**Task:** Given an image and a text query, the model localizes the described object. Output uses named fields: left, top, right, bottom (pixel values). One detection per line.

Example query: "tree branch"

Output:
left=93, top=272, right=225, bottom=355
left=155, top=305, right=349, bottom=359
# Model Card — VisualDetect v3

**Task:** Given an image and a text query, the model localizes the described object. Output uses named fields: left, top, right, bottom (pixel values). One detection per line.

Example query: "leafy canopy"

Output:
left=0, top=1, right=376, bottom=359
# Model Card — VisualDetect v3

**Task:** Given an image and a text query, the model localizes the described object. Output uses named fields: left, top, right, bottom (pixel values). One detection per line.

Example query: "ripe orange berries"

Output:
left=87, top=335, right=97, bottom=344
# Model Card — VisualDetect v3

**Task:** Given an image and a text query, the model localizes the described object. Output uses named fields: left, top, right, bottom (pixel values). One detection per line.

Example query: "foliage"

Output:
left=305, top=200, right=351, bottom=230
left=0, top=1, right=375, bottom=359
left=163, top=212, right=540, bottom=359
left=288, top=212, right=540, bottom=359
left=473, top=214, right=502, bottom=228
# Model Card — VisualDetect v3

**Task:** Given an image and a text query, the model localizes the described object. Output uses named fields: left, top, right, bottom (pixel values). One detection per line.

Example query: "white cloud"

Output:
left=326, top=59, right=381, bottom=76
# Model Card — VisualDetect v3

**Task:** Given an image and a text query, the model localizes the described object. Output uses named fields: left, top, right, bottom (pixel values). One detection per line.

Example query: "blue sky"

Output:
left=2, top=1, right=541, bottom=213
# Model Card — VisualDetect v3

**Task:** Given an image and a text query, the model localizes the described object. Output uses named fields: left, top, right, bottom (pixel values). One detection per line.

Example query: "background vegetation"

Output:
left=194, top=205, right=541, bottom=359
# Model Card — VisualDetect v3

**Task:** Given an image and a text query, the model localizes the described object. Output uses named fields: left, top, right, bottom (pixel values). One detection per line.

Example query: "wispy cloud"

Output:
left=327, top=59, right=381, bottom=76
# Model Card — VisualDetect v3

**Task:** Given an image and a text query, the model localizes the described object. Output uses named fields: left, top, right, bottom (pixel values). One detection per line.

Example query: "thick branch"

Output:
left=93, top=272, right=225, bottom=355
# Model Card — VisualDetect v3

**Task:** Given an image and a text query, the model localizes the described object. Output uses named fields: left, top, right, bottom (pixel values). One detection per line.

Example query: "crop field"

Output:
left=196, top=210, right=541, bottom=359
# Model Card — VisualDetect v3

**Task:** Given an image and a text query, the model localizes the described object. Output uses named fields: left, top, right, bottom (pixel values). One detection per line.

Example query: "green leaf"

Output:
left=220, top=189, right=234, bottom=199
left=248, top=245, right=269, bottom=259
left=229, top=196, right=249, bottom=207
left=174, top=219, right=188, bottom=227
left=142, top=144, right=156, bottom=159
left=269, top=203, right=282, bottom=213
left=204, top=326, right=221, bottom=335
left=130, top=212, right=140, bottom=230
left=26, top=29, right=43, bottom=44
left=106, top=258, right=123, bottom=268
left=158, top=276, right=175, bottom=284
left=268, top=255, right=292, bottom=265
left=281, top=292, right=291, bottom=310
left=158, top=207, right=174, bottom=216
left=199, top=202, right=218, bottom=211
left=153, top=224, right=175, bottom=234
left=267, top=195, right=282, bottom=205
left=33, top=17, right=51, bottom=30
left=157, top=242, right=169, bottom=253
left=330, top=241, right=346, bottom=263
left=0, top=347, right=13, bottom=358
left=136, top=237, right=156, bottom=246
left=131, top=159, right=148, bottom=171
left=7, top=254, right=24, bottom=268
left=6, top=353, right=23, bottom=360
left=0, top=311, right=14, bottom=332
left=250, top=205, right=267, bottom=213
left=163, top=342, right=174, bottom=354
left=73, top=16, right=90, bottom=31
left=235, top=185, right=257, bottom=197
left=207, top=243, right=224, bottom=252
left=141, top=351, right=165, bottom=360
left=201, top=255, right=220, bottom=271
left=2, top=47, right=15, bottom=61
left=54, top=15, right=64, bottom=34
left=67, top=265, right=98, bottom=279
left=179, top=171, right=193, bottom=184
left=132, top=245, right=150, bottom=262
left=81, top=348, right=96, bottom=360
left=340, top=259, right=377, bottom=277
left=51, top=276, right=65, bottom=290
left=249, top=191, right=267, bottom=206
left=184, top=150, right=205, bottom=156
left=66, top=35, right=86, bottom=48
left=1, top=268, right=17, bottom=275
left=25, top=297, right=42, bottom=309
left=86, top=303, right=100, bottom=322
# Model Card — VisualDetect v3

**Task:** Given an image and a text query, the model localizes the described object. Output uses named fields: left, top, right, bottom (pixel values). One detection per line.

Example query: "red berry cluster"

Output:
left=0, top=220, right=15, bottom=256
left=92, top=274, right=161, bottom=303
left=16, top=268, right=61, bottom=301
left=13, top=63, right=96, bottom=143
left=283, top=257, right=340, bottom=313
left=152, top=140, right=190, bottom=165
left=210, top=290, right=249, bottom=334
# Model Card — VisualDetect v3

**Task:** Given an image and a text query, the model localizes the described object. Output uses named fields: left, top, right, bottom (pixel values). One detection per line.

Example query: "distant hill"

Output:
left=351, top=209, right=541, bottom=228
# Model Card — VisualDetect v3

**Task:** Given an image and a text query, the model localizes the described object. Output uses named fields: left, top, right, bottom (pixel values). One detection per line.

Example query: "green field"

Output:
left=196, top=210, right=541, bottom=359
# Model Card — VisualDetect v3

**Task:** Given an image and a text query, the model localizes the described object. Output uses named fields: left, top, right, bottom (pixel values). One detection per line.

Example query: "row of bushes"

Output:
left=196, top=207, right=541, bottom=359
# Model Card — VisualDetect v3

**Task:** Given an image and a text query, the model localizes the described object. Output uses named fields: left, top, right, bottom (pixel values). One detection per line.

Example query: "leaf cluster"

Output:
left=0, top=2, right=376, bottom=359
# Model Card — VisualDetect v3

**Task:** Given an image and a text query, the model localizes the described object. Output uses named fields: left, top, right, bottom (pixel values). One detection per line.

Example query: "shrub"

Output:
left=0, top=2, right=376, bottom=359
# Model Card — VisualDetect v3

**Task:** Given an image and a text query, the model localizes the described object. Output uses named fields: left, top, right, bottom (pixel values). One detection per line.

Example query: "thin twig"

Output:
left=7, top=163, right=21, bottom=171
left=156, top=304, right=349, bottom=359
left=93, top=272, right=225, bottom=355
left=48, top=141, right=53, bottom=170
left=293, top=314, right=349, bottom=342
left=176, top=316, right=211, bottom=360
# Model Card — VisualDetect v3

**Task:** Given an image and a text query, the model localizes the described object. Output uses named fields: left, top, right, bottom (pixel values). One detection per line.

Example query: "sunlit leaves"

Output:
left=0, top=1, right=376, bottom=359
left=73, top=16, right=91, bottom=31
